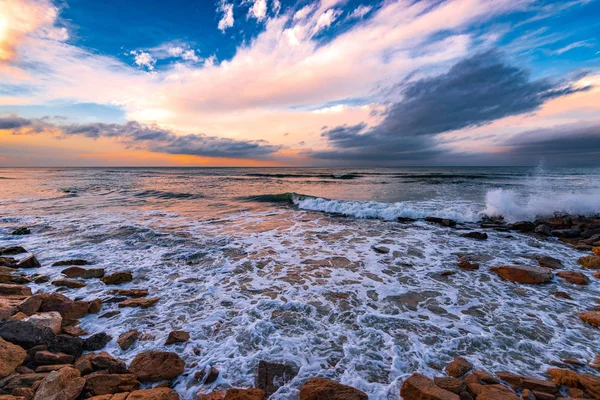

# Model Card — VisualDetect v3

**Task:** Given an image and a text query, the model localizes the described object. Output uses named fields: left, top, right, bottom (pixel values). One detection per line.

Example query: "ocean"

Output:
left=1, top=166, right=600, bottom=399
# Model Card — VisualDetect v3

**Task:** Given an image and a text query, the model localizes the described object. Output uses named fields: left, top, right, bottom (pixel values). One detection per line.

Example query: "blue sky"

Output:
left=0, top=0, right=599, bottom=166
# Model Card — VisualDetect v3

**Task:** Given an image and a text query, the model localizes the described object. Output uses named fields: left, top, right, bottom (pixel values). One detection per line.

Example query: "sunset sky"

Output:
left=0, top=0, right=599, bottom=166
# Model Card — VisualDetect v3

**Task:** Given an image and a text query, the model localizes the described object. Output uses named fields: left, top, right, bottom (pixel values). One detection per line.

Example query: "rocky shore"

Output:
left=1, top=213, right=600, bottom=399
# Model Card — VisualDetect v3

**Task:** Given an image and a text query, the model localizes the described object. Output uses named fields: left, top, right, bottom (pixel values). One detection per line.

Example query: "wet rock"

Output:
left=84, top=373, right=140, bottom=396
left=579, top=311, right=600, bottom=327
left=440, top=271, right=456, bottom=277
left=477, top=384, right=519, bottom=400
left=196, top=366, right=219, bottom=385
left=32, top=367, right=85, bottom=400
left=551, top=229, right=581, bottom=238
left=101, top=272, right=132, bottom=285
left=457, top=259, right=479, bottom=271
left=220, top=388, right=264, bottom=400
left=51, top=279, right=87, bottom=289
left=34, top=350, right=74, bottom=365
left=52, top=260, right=88, bottom=267
left=0, top=284, right=31, bottom=296
left=16, top=255, right=41, bottom=269
left=165, top=331, right=189, bottom=345
left=579, top=255, right=600, bottom=269
left=553, top=291, right=573, bottom=300
left=509, top=221, right=535, bottom=232
left=61, top=267, right=104, bottom=279
left=534, top=225, right=552, bottom=236
left=547, top=368, right=582, bottom=388
left=519, top=377, right=559, bottom=394
left=400, top=373, right=459, bottom=400
left=107, top=289, right=148, bottom=298
left=372, top=246, right=390, bottom=254
left=12, top=228, right=31, bottom=236
left=446, top=357, right=473, bottom=378
left=433, top=377, right=464, bottom=394
left=88, top=299, right=102, bottom=314
left=127, top=388, right=180, bottom=400
left=472, top=370, right=499, bottom=384
left=99, top=311, right=120, bottom=319
left=537, top=256, right=563, bottom=269
left=0, top=247, right=27, bottom=256
left=594, top=247, right=600, bottom=256
left=117, top=330, right=139, bottom=351
left=23, top=312, right=62, bottom=334
left=128, top=351, right=185, bottom=382
left=490, top=265, right=553, bottom=284
left=255, top=361, right=298, bottom=397
left=119, top=298, right=160, bottom=309
left=0, top=337, right=27, bottom=378
left=556, top=271, right=590, bottom=285
left=461, top=232, right=488, bottom=240
left=83, top=333, right=112, bottom=351
left=425, top=217, right=457, bottom=227
left=579, top=373, right=600, bottom=398
left=589, top=354, right=600, bottom=370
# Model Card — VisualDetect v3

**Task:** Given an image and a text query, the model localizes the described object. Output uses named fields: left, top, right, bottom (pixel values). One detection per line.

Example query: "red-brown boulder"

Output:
left=400, top=373, right=459, bottom=400
left=299, top=378, right=368, bottom=400
left=490, top=265, right=553, bottom=284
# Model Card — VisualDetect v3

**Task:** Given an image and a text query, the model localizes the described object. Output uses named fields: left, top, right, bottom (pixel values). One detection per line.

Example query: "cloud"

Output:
left=130, top=51, right=155, bottom=70
left=2, top=117, right=281, bottom=159
left=311, top=51, right=588, bottom=162
left=218, top=1, right=235, bottom=31
left=247, top=0, right=267, bottom=21
left=552, top=40, right=595, bottom=55
left=348, top=5, right=372, bottom=19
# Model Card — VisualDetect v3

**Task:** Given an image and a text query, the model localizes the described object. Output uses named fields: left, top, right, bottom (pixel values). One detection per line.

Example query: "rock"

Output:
left=196, top=366, right=219, bottom=385
left=0, top=247, right=26, bottom=256
left=537, top=256, right=564, bottom=269
left=472, top=370, right=499, bottom=384
left=99, top=311, right=120, bottom=319
left=433, top=377, right=464, bottom=394
left=425, top=217, right=457, bottom=227
left=73, top=354, right=94, bottom=375
left=579, top=373, right=600, bottom=398
left=101, top=272, right=132, bottom=285
left=509, top=221, right=535, bottom=232
left=579, top=255, right=600, bottom=269
left=372, top=246, right=390, bottom=254
left=83, top=373, right=140, bottom=396
left=490, top=265, right=553, bottom=284
left=477, top=384, right=519, bottom=400
left=89, top=352, right=126, bottom=374
left=222, top=389, right=265, bottom=400
left=34, top=350, right=74, bottom=364
left=165, top=331, right=189, bottom=345
left=0, top=337, right=27, bottom=378
left=553, top=291, right=573, bottom=300
left=127, top=388, right=180, bottom=400
left=52, top=260, right=88, bottom=267
left=88, top=299, right=102, bottom=314
left=579, top=311, right=600, bottom=327
left=32, top=367, right=85, bottom=400
left=16, top=255, right=40, bottom=269
left=119, top=298, right=160, bottom=309
left=117, top=330, right=139, bottom=351
left=197, top=391, right=226, bottom=400
left=589, top=354, right=600, bottom=370
left=51, top=279, right=87, bottom=289
left=457, top=259, right=479, bottom=271
left=446, top=357, right=473, bottom=378
left=0, top=373, right=48, bottom=393
left=0, top=284, right=31, bottom=296
left=107, top=289, right=148, bottom=298
left=35, top=364, right=70, bottom=372
left=0, top=320, right=83, bottom=356
left=594, top=247, right=600, bottom=256
left=547, top=368, right=582, bottom=388
left=461, top=232, right=488, bottom=240
left=551, top=229, right=581, bottom=238
left=255, top=361, right=298, bottom=397
left=83, top=333, right=112, bottom=351
left=556, top=271, right=590, bottom=285
left=61, top=267, right=104, bottom=279
left=38, top=293, right=90, bottom=322
left=128, top=351, right=185, bottom=382
left=17, top=296, right=43, bottom=316
left=400, top=373, right=459, bottom=400
left=535, top=225, right=552, bottom=236
left=12, top=228, right=31, bottom=235
left=12, top=387, right=34, bottom=399
left=519, top=377, right=559, bottom=394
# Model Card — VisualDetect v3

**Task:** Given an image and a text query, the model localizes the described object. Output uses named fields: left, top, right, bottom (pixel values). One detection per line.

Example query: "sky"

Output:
left=0, top=0, right=599, bottom=167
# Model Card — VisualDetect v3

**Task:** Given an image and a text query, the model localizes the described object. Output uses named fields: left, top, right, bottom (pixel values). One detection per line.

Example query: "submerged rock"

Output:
left=461, top=232, right=488, bottom=240
left=101, top=272, right=133, bottom=285
left=165, top=331, right=189, bottom=345
left=490, top=265, right=553, bottom=284
left=52, top=259, right=88, bottom=267
left=107, top=289, right=148, bottom=298
left=61, top=267, right=104, bottom=279
left=119, top=298, right=160, bottom=309
left=579, top=311, right=600, bottom=327
left=300, top=378, right=367, bottom=400
left=537, top=256, right=563, bottom=269
left=255, top=361, right=298, bottom=397
left=425, top=217, right=457, bottom=227
left=12, top=227, right=31, bottom=235
left=556, top=271, right=590, bottom=285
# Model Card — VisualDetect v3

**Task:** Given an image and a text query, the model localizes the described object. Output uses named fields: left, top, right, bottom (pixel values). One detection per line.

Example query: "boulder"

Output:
left=425, top=217, right=457, bottom=227
left=255, top=361, right=298, bottom=397
left=0, top=320, right=83, bottom=356
left=0, top=373, right=48, bottom=392
left=51, top=279, right=87, bottom=289
left=17, top=296, right=43, bottom=316
left=165, top=331, right=189, bottom=345
left=34, top=350, right=74, bottom=365
left=0, top=337, right=26, bottom=378
left=32, top=367, right=85, bottom=400
left=594, top=247, right=600, bottom=256
left=61, top=267, right=105, bottom=279
left=579, top=255, right=600, bottom=269
left=299, top=378, right=368, bottom=400
left=119, top=298, right=160, bottom=309
left=579, top=311, right=600, bottom=327
left=36, top=364, right=71, bottom=372
left=553, top=291, right=573, bottom=300
left=537, top=256, right=563, bottom=269
left=101, top=272, right=132, bottom=285
left=128, top=351, right=185, bottom=382
left=547, top=368, right=582, bottom=388
left=556, top=271, right=590, bottom=285
left=89, top=352, right=126, bottom=374
left=534, top=225, right=552, bottom=236
left=38, top=293, right=90, bottom=322
left=127, top=388, right=180, bottom=400
left=83, top=373, right=140, bottom=396
left=400, top=373, right=459, bottom=400
left=117, top=330, right=139, bottom=351
left=433, top=377, right=464, bottom=394
left=197, top=391, right=226, bottom=400
left=107, top=289, right=148, bottom=298
left=578, top=373, right=600, bottom=398
left=519, top=377, right=559, bottom=394
left=476, top=384, right=519, bottom=400
left=0, top=247, right=27, bottom=256
left=23, top=312, right=62, bottom=334
left=0, top=284, right=31, bottom=297
left=461, top=232, right=488, bottom=240
left=12, top=227, right=31, bottom=235
left=83, top=333, right=112, bottom=351
left=490, top=265, right=553, bottom=284
left=509, top=221, right=535, bottom=232
left=16, top=255, right=40, bottom=269
left=446, top=357, right=473, bottom=378
left=222, top=389, right=265, bottom=400
left=52, top=260, right=88, bottom=267
left=88, top=299, right=102, bottom=314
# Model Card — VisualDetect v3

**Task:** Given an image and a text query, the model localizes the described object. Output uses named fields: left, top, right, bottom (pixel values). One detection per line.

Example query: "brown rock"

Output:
left=579, top=373, right=600, bottom=398
left=74, top=354, right=94, bottom=375
left=457, top=260, right=479, bottom=271
left=594, top=271, right=600, bottom=279
left=472, top=370, right=499, bottom=384
left=546, top=368, right=582, bottom=388
left=127, top=388, right=180, bottom=400
left=51, top=279, right=87, bottom=289
left=117, top=330, right=139, bottom=350
left=538, top=256, right=564, bottom=269
left=84, top=373, right=140, bottom=396
left=16, top=255, right=41, bottom=269
left=128, top=351, right=185, bottom=382
left=255, top=361, right=297, bottom=397
left=61, top=267, right=105, bottom=279
left=0, top=373, right=48, bottom=393
left=553, top=291, right=573, bottom=300
left=496, top=372, right=523, bottom=385
left=579, top=255, right=600, bottom=269
left=490, top=265, right=553, bottom=284
left=52, top=260, right=88, bottom=267
left=579, top=311, right=600, bottom=327
left=400, top=373, right=459, bottom=400
left=23, top=312, right=62, bottom=334
left=101, top=272, right=132, bottom=285
left=433, top=377, right=464, bottom=394
left=35, top=365, right=71, bottom=373
left=446, top=357, right=473, bottom=378
left=12, top=387, right=34, bottom=400
left=34, top=350, right=74, bottom=365
left=557, top=271, right=590, bottom=285
left=90, top=352, right=126, bottom=374
left=32, top=367, right=85, bottom=400
left=62, top=323, right=87, bottom=337
left=0, top=284, right=32, bottom=296
left=119, top=298, right=160, bottom=309
left=589, top=354, right=600, bottom=370
left=17, top=296, right=43, bottom=316
left=477, top=384, right=519, bottom=400
left=165, top=331, right=189, bottom=345
left=88, top=299, right=103, bottom=314
left=0, top=337, right=27, bottom=378
left=593, top=247, right=600, bottom=256
left=566, top=387, right=589, bottom=398
left=197, top=392, right=226, bottom=400
left=39, top=293, right=89, bottom=322
left=106, top=289, right=148, bottom=298
left=520, top=377, right=559, bottom=394
left=223, top=389, right=265, bottom=400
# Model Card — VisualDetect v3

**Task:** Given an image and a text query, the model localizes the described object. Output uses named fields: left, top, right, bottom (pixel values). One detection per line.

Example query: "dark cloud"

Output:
left=0, top=115, right=33, bottom=130
left=311, top=50, right=589, bottom=163
left=152, top=133, right=280, bottom=158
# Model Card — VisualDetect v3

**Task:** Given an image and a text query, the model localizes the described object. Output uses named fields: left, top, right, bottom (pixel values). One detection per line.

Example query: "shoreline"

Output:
left=1, top=214, right=600, bottom=399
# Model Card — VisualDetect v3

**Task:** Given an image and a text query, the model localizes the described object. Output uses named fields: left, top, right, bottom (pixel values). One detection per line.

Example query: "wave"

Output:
left=245, top=172, right=362, bottom=180
left=240, top=192, right=314, bottom=203
left=132, top=190, right=203, bottom=200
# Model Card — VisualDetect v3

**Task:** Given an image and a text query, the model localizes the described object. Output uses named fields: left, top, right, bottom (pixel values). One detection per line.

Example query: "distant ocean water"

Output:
left=1, top=166, right=600, bottom=399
